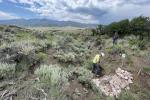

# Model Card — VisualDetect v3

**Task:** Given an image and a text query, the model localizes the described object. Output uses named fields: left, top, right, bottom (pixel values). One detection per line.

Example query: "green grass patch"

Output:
left=0, top=26, right=4, bottom=31
left=143, top=67, right=150, bottom=73
left=0, top=63, right=16, bottom=79
left=35, top=64, right=69, bottom=86
left=16, top=31, right=36, bottom=41
left=36, top=52, right=48, bottom=63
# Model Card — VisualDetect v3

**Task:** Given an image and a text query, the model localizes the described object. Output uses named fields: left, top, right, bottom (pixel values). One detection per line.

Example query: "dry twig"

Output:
left=0, top=90, right=9, bottom=99
left=36, top=88, right=48, bottom=100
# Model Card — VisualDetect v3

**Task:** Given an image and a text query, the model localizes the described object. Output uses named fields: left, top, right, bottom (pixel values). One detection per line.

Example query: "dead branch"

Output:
left=4, top=90, right=17, bottom=98
left=137, top=69, right=142, bottom=77
left=36, top=88, right=47, bottom=100
left=10, top=96, right=13, bottom=100
left=0, top=90, right=9, bottom=99
left=37, top=88, right=47, bottom=97
left=8, top=82, right=15, bottom=85
left=0, top=82, right=15, bottom=91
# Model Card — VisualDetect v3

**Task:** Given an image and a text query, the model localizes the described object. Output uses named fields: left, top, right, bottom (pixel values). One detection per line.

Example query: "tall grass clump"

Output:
left=35, top=64, right=69, bottom=86
left=73, top=67, right=93, bottom=85
left=0, top=63, right=16, bottom=79
left=35, top=64, right=69, bottom=100
left=36, top=52, right=48, bottom=63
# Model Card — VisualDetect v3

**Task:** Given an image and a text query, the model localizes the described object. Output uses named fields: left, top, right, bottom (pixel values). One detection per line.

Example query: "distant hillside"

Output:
left=0, top=19, right=97, bottom=28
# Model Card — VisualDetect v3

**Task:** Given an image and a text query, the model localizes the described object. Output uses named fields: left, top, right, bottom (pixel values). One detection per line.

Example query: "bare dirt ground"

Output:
left=66, top=80, right=96, bottom=100
left=47, top=48, right=58, bottom=65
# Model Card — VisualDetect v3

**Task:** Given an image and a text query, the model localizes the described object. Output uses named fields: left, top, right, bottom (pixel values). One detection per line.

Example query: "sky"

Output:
left=0, top=0, right=150, bottom=24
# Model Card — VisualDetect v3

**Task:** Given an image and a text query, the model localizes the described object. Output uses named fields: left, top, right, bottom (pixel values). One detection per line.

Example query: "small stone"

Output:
left=124, top=76, right=127, bottom=79
left=128, top=79, right=133, bottom=83
left=121, top=70, right=124, bottom=73
left=126, top=86, right=130, bottom=90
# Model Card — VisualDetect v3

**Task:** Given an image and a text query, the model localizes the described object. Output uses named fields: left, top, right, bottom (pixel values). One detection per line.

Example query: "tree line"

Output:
left=92, top=16, right=150, bottom=40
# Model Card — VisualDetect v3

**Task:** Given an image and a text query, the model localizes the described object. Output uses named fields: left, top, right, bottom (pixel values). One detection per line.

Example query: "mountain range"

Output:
left=0, top=19, right=97, bottom=27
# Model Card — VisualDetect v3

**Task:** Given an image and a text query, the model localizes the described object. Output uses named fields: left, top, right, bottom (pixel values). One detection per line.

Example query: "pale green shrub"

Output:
left=34, top=66, right=69, bottom=100
left=36, top=52, right=48, bottom=63
left=83, top=59, right=93, bottom=70
left=106, top=44, right=125, bottom=54
left=0, top=63, right=16, bottom=78
left=74, top=67, right=93, bottom=84
left=21, top=44, right=35, bottom=55
left=54, top=52, right=76, bottom=63
left=0, top=39, right=49, bottom=55
left=35, top=39, right=49, bottom=48
left=35, top=65, right=68, bottom=86
left=77, top=67, right=93, bottom=83
left=129, top=38, right=148, bottom=50
left=34, top=31, right=46, bottom=39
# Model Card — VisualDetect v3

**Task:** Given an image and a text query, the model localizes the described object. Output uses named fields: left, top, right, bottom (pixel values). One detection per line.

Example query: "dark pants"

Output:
left=92, top=63, right=102, bottom=75
left=113, top=38, right=118, bottom=45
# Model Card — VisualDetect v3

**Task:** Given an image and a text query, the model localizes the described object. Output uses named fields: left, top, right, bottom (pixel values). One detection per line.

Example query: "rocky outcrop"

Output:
left=92, top=68, right=133, bottom=97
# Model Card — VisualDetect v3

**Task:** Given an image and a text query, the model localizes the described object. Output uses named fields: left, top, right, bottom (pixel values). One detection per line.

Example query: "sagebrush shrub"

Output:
left=35, top=64, right=68, bottom=86
left=129, top=38, right=148, bottom=50
left=54, top=52, right=76, bottom=63
left=74, top=67, right=93, bottom=84
left=0, top=63, right=16, bottom=78
left=106, top=45, right=125, bottom=55
left=36, top=52, right=48, bottom=63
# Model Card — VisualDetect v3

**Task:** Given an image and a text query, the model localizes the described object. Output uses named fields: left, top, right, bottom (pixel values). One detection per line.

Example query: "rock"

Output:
left=128, top=79, right=133, bottom=83
left=75, top=88, right=81, bottom=96
left=126, top=86, right=130, bottom=90
left=120, top=69, right=124, bottom=71
left=124, top=76, right=128, bottom=80
left=122, top=54, right=126, bottom=58
left=92, top=68, right=133, bottom=97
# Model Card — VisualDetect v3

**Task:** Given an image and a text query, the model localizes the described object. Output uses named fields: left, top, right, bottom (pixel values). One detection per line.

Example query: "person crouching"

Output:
left=92, top=52, right=105, bottom=77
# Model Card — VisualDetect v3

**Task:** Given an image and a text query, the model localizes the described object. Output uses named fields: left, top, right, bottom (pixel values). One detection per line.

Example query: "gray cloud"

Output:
left=0, top=10, right=20, bottom=20
left=1, top=0, right=150, bottom=24
left=67, top=7, right=107, bottom=18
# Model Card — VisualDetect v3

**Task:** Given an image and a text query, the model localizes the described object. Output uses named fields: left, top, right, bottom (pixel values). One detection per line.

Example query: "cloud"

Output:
left=0, top=11, right=20, bottom=20
left=11, top=0, right=123, bottom=23
left=1, top=0, right=150, bottom=24
left=100, top=1, right=150, bottom=24
left=7, top=0, right=17, bottom=3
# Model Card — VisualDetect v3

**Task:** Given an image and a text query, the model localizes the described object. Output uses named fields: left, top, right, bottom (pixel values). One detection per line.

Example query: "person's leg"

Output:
left=115, top=39, right=118, bottom=44
left=92, top=63, right=96, bottom=73
left=113, top=39, right=115, bottom=46
left=95, top=64, right=100, bottom=76
left=99, top=65, right=104, bottom=76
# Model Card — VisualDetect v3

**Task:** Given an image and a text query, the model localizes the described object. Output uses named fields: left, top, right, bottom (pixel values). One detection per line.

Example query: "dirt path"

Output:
left=47, top=48, right=58, bottom=64
left=66, top=80, right=97, bottom=100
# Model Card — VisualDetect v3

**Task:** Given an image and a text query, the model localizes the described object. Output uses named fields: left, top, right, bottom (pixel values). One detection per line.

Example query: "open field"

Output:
left=27, top=26, right=86, bottom=33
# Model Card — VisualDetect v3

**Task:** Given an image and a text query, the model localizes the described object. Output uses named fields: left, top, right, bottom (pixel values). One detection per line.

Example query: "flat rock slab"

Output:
left=92, top=68, right=133, bottom=97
